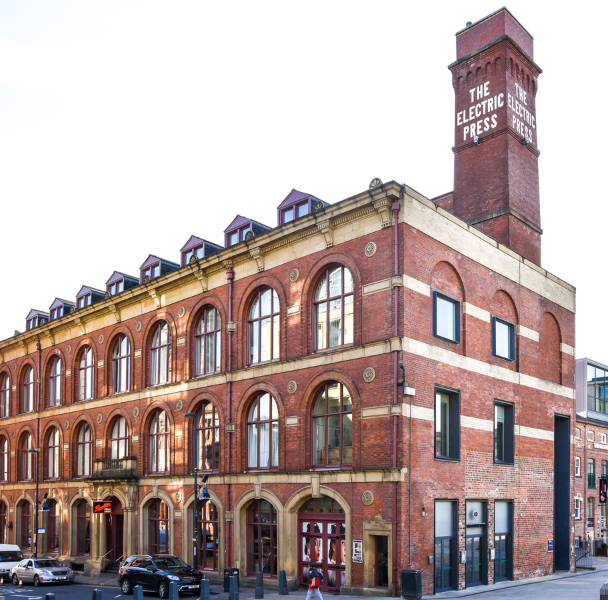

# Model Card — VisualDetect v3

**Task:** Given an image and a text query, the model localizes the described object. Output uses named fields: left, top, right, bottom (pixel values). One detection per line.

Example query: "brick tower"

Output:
left=449, top=8, right=542, bottom=264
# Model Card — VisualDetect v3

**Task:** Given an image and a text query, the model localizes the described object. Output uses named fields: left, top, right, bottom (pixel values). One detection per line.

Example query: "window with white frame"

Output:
left=575, top=456, right=581, bottom=477
left=575, top=428, right=581, bottom=439
left=601, top=433, right=607, bottom=444
left=574, top=498, right=581, bottom=519
left=588, top=431, right=595, bottom=442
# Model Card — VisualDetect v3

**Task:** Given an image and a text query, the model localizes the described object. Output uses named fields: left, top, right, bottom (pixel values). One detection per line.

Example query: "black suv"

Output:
left=118, top=555, right=203, bottom=598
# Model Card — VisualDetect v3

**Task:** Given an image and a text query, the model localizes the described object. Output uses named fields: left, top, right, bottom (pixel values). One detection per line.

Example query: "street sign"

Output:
left=548, top=539, right=553, bottom=553
left=37, top=528, right=45, bottom=534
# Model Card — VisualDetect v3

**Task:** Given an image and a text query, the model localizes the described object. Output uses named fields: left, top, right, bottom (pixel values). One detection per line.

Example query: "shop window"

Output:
left=435, top=388, right=460, bottom=461
left=46, top=428, right=60, bottom=479
left=149, top=499, right=170, bottom=554
left=111, top=416, right=129, bottom=460
left=195, top=307, right=222, bottom=375
left=149, top=411, right=170, bottom=474
left=247, top=499, right=277, bottom=577
left=78, top=347, right=94, bottom=401
left=248, top=288, right=280, bottom=364
left=433, top=291, right=461, bottom=343
left=492, top=316, right=515, bottom=361
left=150, top=322, right=172, bottom=386
left=111, top=335, right=131, bottom=394
left=312, top=382, right=353, bottom=468
left=76, top=423, right=92, bottom=478
left=22, top=366, right=34, bottom=414
left=494, top=401, right=514, bottom=464
left=314, top=266, right=354, bottom=351
left=247, top=394, right=278, bottom=470
left=76, top=500, right=91, bottom=556
left=0, top=374, right=8, bottom=418
left=196, top=402, right=219, bottom=471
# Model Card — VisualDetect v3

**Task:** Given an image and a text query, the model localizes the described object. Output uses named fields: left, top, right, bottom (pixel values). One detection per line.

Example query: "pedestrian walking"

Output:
left=305, top=566, right=324, bottom=600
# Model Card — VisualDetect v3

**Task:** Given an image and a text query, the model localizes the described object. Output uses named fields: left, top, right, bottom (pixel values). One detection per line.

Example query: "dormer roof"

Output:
left=105, top=271, right=139, bottom=286
left=179, top=235, right=223, bottom=255
left=49, top=298, right=75, bottom=311
left=26, top=309, right=49, bottom=320
left=139, top=254, right=179, bottom=271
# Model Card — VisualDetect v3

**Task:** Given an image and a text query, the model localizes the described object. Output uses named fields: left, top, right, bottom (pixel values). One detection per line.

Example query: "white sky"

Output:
left=1, top=1, right=606, bottom=360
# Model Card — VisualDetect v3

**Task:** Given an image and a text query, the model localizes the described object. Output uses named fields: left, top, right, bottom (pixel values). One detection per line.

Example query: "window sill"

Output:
left=493, top=461, right=514, bottom=467
left=433, top=334, right=460, bottom=345
left=434, top=456, right=460, bottom=463
left=246, top=360, right=280, bottom=368
left=312, top=344, right=355, bottom=356
left=310, top=465, right=352, bottom=471
left=492, top=353, right=514, bottom=363
left=246, top=468, right=279, bottom=473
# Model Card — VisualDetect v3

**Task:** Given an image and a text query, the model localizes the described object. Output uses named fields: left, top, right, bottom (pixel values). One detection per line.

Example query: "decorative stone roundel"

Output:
left=64, top=420, right=70, bottom=430
left=364, top=242, right=377, bottom=257
left=178, top=306, right=186, bottom=318
left=363, top=367, right=376, bottom=383
left=362, top=491, right=374, bottom=506
left=135, top=321, right=142, bottom=332
left=11, top=431, right=15, bottom=438
left=66, top=345, right=72, bottom=354
left=313, top=201, right=325, bottom=212
left=63, top=492, right=68, bottom=502
left=97, top=414, right=103, bottom=424
left=10, top=494, right=14, bottom=503
left=176, top=400, right=184, bottom=411
left=98, top=334, right=104, bottom=344
left=287, top=380, right=298, bottom=394
left=175, top=491, right=182, bottom=503
left=133, top=407, right=140, bottom=418
left=289, top=268, right=300, bottom=283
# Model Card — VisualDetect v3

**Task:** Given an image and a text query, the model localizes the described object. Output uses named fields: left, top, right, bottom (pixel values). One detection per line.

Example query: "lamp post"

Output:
left=28, top=448, right=40, bottom=558
left=185, top=412, right=198, bottom=570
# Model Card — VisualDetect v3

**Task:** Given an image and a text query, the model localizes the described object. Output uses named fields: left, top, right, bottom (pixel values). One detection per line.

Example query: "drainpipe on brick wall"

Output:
left=36, top=341, right=41, bottom=448
left=392, top=197, right=401, bottom=597
left=227, top=267, right=235, bottom=568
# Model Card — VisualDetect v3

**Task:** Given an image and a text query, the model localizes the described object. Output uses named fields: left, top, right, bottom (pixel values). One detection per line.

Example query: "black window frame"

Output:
left=493, top=400, right=514, bottom=465
left=434, top=386, right=460, bottom=461
left=491, top=316, right=515, bottom=361
left=434, top=499, right=458, bottom=594
left=432, top=291, right=461, bottom=344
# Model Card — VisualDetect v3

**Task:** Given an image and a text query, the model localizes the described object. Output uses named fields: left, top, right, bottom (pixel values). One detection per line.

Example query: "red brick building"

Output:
left=0, top=7, right=576, bottom=597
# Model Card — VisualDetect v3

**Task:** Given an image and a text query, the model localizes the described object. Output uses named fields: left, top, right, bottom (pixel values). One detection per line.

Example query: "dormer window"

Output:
left=229, top=226, right=251, bottom=246
left=277, top=189, right=327, bottom=226
left=50, top=307, right=63, bottom=320
left=27, top=317, right=37, bottom=331
left=108, top=280, right=124, bottom=296
left=26, top=310, right=48, bottom=331
left=49, top=299, right=73, bottom=322
left=139, top=255, right=178, bottom=284
left=224, top=216, right=271, bottom=248
left=76, top=285, right=105, bottom=309
left=180, top=236, right=223, bottom=266
left=77, top=294, right=91, bottom=309
left=105, top=272, right=138, bottom=297
left=142, top=263, right=160, bottom=281
left=184, top=245, right=204, bottom=264
left=282, top=202, right=309, bottom=224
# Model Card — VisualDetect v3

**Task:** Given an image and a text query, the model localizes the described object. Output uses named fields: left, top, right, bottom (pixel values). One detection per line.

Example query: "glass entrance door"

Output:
left=494, top=501, right=512, bottom=582
left=465, top=500, right=487, bottom=588
left=465, top=536, right=482, bottom=586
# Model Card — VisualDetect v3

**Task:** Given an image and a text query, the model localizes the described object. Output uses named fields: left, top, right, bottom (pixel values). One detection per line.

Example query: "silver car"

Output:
left=10, top=558, right=75, bottom=586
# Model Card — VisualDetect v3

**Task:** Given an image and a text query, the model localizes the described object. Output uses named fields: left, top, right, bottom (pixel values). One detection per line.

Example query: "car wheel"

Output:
left=12, top=574, right=18, bottom=586
left=158, top=580, right=169, bottom=599
left=33, top=575, right=41, bottom=587
left=120, top=578, right=133, bottom=595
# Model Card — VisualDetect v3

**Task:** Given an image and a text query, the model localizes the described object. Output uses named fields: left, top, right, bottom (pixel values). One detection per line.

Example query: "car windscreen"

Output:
left=153, top=556, right=187, bottom=569
left=34, top=560, right=62, bottom=568
left=0, top=551, right=23, bottom=562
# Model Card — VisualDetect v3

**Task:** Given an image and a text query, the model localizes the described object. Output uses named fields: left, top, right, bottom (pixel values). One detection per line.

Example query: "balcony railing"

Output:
left=589, top=473, right=596, bottom=488
left=93, top=456, right=137, bottom=480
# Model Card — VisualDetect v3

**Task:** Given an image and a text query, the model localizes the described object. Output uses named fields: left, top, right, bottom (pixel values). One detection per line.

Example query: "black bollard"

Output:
left=229, top=574, right=239, bottom=600
left=279, top=570, right=289, bottom=595
left=133, top=585, right=144, bottom=600
left=255, top=571, right=264, bottom=599
left=169, top=581, right=179, bottom=600
left=200, top=577, right=211, bottom=600
left=45, top=594, right=56, bottom=600
left=92, top=590, right=103, bottom=600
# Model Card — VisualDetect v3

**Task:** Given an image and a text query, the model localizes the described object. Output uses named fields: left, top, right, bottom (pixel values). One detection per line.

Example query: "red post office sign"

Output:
left=93, top=500, right=112, bottom=514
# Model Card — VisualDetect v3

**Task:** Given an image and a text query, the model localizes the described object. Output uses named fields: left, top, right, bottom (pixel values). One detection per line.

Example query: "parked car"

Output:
left=10, top=558, right=75, bottom=586
left=119, top=554, right=202, bottom=598
left=0, top=545, right=24, bottom=582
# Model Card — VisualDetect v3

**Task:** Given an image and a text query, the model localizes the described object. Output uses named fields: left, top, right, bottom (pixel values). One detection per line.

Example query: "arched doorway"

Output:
left=194, top=499, right=219, bottom=571
left=246, top=499, right=278, bottom=578
left=298, top=497, right=345, bottom=592
left=103, top=497, right=124, bottom=565
left=0, top=501, right=6, bottom=544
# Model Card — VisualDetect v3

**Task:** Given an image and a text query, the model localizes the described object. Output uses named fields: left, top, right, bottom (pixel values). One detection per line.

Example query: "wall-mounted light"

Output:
left=422, top=505, right=427, bottom=517
left=522, top=135, right=532, bottom=146
left=473, top=136, right=481, bottom=145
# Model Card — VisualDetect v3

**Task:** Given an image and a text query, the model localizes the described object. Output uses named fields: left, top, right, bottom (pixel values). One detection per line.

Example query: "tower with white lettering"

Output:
left=449, top=8, right=542, bottom=264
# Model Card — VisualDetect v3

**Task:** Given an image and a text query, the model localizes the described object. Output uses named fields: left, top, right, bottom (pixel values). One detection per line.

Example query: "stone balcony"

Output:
left=92, top=456, right=137, bottom=480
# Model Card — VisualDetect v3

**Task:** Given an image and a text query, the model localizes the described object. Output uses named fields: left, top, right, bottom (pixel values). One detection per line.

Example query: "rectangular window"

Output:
left=494, top=501, right=512, bottom=582
left=433, top=292, right=460, bottom=343
left=434, top=501, right=457, bottom=593
left=435, top=388, right=460, bottom=460
left=587, top=363, right=608, bottom=414
left=575, top=457, right=581, bottom=477
left=589, top=459, right=596, bottom=489
left=588, top=431, right=595, bottom=441
left=282, top=207, right=294, bottom=223
left=297, top=202, right=309, bottom=218
left=575, top=428, right=580, bottom=439
left=588, top=498, right=594, bottom=522
left=603, top=460, right=607, bottom=477
left=494, top=401, right=514, bottom=464
left=492, top=317, right=515, bottom=360
left=602, top=434, right=607, bottom=445
left=574, top=498, right=581, bottom=520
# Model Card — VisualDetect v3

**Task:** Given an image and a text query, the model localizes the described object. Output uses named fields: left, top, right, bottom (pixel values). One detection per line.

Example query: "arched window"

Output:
left=76, top=423, right=92, bottom=478
left=196, top=402, right=219, bottom=471
left=196, top=500, right=218, bottom=571
left=46, top=499, right=59, bottom=553
left=20, top=433, right=33, bottom=481
left=150, top=322, right=171, bottom=385
left=78, top=347, right=94, bottom=401
left=76, top=500, right=91, bottom=555
left=22, top=366, right=34, bottom=413
left=149, top=411, right=170, bottom=474
left=0, top=437, right=7, bottom=482
left=247, top=499, right=277, bottom=577
left=248, top=288, right=279, bottom=364
left=312, top=382, right=353, bottom=467
left=195, top=307, right=222, bottom=375
left=0, top=501, right=6, bottom=543
left=18, top=500, right=31, bottom=549
left=149, top=499, right=169, bottom=554
left=0, top=374, right=9, bottom=418
left=246, top=393, right=278, bottom=470
left=47, top=428, right=60, bottom=479
left=111, top=416, right=129, bottom=460
left=112, top=335, right=131, bottom=394
left=49, top=357, right=62, bottom=407
left=313, top=266, right=354, bottom=350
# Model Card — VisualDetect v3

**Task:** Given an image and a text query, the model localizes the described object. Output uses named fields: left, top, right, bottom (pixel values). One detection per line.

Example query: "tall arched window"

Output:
left=247, top=393, right=278, bottom=470
left=0, top=374, right=9, bottom=418
left=0, top=501, right=6, bottom=543
left=149, top=499, right=169, bottom=554
left=20, top=433, right=33, bottom=481
left=313, top=266, right=354, bottom=350
left=47, top=428, right=60, bottom=479
left=150, top=322, right=171, bottom=385
left=112, top=335, right=131, bottom=394
left=312, top=382, right=353, bottom=467
left=49, top=357, right=62, bottom=407
left=196, top=402, right=219, bottom=471
left=76, top=500, right=91, bottom=555
left=0, top=437, right=7, bottom=482
left=46, top=499, right=59, bottom=553
left=248, top=288, right=279, bottom=364
left=78, top=347, right=94, bottom=401
left=247, top=499, right=277, bottom=577
left=111, top=416, right=129, bottom=460
left=196, top=500, right=219, bottom=571
left=22, top=366, right=34, bottom=413
left=149, top=411, right=170, bottom=474
left=76, top=423, right=92, bottom=478
left=195, top=307, right=222, bottom=375
left=19, top=501, right=31, bottom=549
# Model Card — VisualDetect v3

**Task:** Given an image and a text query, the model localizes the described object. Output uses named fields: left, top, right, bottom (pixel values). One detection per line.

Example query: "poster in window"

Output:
left=303, top=537, right=311, bottom=562
left=328, top=539, right=337, bottom=564
left=353, top=540, right=363, bottom=563
left=600, top=478, right=607, bottom=504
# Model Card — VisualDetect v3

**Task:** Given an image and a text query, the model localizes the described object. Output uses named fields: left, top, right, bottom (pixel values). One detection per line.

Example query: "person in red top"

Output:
left=305, top=566, right=323, bottom=600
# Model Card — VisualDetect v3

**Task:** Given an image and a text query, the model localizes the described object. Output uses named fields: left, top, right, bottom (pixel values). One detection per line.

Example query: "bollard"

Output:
left=229, top=574, right=239, bottom=600
left=92, top=590, right=103, bottom=600
left=279, top=570, right=289, bottom=595
left=169, top=581, right=179, bottom=600
left=601, top=581, right=608, bottom=600
left=45, top=594, right=56, bottom=600
left=255, top=572, right=264, bottom=599
left=133, top=585, right=144, bottom=600
left=200, top=577, right=211, bottom=600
